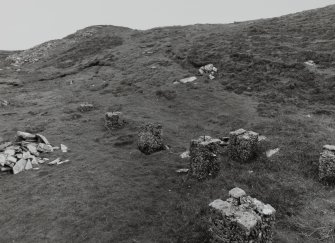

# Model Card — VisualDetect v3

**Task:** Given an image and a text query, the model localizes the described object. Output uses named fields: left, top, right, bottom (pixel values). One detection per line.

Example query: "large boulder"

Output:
left=137, top=123, right=165, bottom=155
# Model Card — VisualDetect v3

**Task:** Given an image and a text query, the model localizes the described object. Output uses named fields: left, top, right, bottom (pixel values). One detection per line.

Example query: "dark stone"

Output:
left=137, top=123, right=165, bottom=155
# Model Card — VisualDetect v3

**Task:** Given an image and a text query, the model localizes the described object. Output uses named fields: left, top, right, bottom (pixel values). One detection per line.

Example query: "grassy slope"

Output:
left=0, top=5, right=335, bottom=243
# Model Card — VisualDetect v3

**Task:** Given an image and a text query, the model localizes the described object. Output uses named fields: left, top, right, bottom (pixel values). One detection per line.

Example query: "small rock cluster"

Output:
left=209, top=187, right=276, bottom=242
left=319, top=145, right=335, bottom=182
left=0, top=131, right=68, bottom=174
left=137, top=123, right=165, bottom=155
left=228, top=129, right=259, bottom=163
left=199, top=64, right=218, bottom=80
left=104, top=112, right=125, bottom=130
left=189, top=136, right=227, bottom=180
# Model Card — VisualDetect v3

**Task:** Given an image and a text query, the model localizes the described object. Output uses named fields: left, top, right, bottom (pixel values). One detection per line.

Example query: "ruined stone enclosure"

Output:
left=209, top=188, right=276, bottom=243
left=228, top=129, right=259, bottom=163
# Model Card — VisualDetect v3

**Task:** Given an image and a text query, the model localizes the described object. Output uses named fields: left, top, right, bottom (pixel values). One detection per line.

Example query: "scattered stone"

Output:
left=228, top=129, right=259, bottom=163
left=176, top=168, right=189, bottom=173
left=258, top=135, right=267, bottom=142
left=0, top=99, right=9, bottom=107
left=17, top=131, right=36, bottom=140
left=137, top=123, right=165, bottom=155
left=37, top=143, right=54, bottom=153
left=57, top=159, right=70, bottom=165
left=199, top=64, right=218, bottom=79
left=304, top=60, right=316, bottom=67
left=319, top=145, right=335, bottom=182
left=36, top=134, right=50, bottom=145
left=60, top=144, right=68, bottom=153
left=78, top=103, right=95, bottom=112
left=105, top=112, right=125, bottom=129
left=189, top=136, right=221, bottom=180
left=180, top=151, right=190, bottom=159
left=209, top=187, right=276, bottom=242
left=48, top=158, right=61, bottom=165
left=266, top=148, right=280, bottom=158
left=13, top=159, right=27, bottom=174
left=179, top=76, right=197, bottom=84
left=0, top=132, right=69, bottom=174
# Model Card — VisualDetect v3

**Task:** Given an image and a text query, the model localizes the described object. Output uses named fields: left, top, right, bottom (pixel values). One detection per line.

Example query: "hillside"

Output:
left=0, top=5, right=335, bottom=242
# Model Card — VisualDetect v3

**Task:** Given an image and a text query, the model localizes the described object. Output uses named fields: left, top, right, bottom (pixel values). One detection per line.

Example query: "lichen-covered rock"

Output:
left=228, top=129, right=259, bottom=163
left=137, top=123, right=165, bottom=155
left=209, top=187, right=276, bottom=243
left=105, top=112, right=125, bottom=129
left=319, top=145, right=335, bottom=182
left=189, top=136, right=221, bottom=180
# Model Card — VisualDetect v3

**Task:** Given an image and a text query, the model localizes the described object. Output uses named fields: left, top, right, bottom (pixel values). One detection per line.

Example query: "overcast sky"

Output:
left=0, top=0, right=334, bottom=50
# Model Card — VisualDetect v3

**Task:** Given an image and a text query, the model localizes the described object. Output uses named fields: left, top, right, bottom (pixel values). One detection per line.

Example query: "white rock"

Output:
left=13, top=159, right=27, bottom=174
left=266, top=148, right=280, bottom=158
left=17, top=131, right=36, bottom=140
left=323, top=145, right=335, bottom=151
left=176, top=168, right=189, bottom=173
left=36, top=134, right=50, bottom=145
left=48, top=158, right=60, bottom=165
left=180, top=76, right=197, bottom=84
left=37, top=143, right=54, bottom=153
left=25, top=160, right=33, bottom=170
left=60, top=144, right=68, bottom=153
left=27, top=143, right=39, bottom=156
left=229, top=187, right=246, bottom=199
left=180, top=151, right=190, bottom=159
left=57, top=159, right=70, bottom=165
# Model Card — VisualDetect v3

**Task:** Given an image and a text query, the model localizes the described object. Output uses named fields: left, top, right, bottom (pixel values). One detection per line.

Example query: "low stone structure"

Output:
left=78, top=103, right=94, bottom=112
left=319, top=145, right=335, bottom=182
left=105, top=112, right=125, bottom=129
left=209, top=187, right=276, bottom=242
left=189, top=136, right=222, bottom=180
left=228, top=129, right=259, bottom=163
left=137, top=123, right=165, bottom=155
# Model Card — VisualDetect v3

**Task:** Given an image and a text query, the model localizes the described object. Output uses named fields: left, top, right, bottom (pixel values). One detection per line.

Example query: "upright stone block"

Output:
left=209, top=188, right=276, bottom=243
left=137, top=123, right=165, bottom=155
left=319, top=145, right=335, bottom=182
left=105, top=112, right=125, bottom=129
left=189, top=136, right=221, bottom=180
left=228, top=129, right=259, bottom=162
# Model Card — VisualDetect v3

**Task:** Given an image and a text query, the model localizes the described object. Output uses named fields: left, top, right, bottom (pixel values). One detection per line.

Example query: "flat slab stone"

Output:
left=13, top=159, right=27, bottom=174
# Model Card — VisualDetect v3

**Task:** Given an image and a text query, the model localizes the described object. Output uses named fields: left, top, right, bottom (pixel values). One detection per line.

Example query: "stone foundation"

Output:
left=137, top=123, right=165, bottom=155
left=189, top=136, right=221, bottom=180
left=228, top=129, right=259, bottom=163
left=105, top=112, right=125, bottom=129
left=209, top=188, right=276, bottom=243
left=319, top=145, right=335, bottom=182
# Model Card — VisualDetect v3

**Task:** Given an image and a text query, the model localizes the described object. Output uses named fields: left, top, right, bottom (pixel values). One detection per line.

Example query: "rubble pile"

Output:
left=228, top=129, right=259, bottom=163
left=209, top=187, right=276, bottom=243
left=199, top=64, right=218, bottom=80
left=6, top=40, right=61, bottom=66
left=0, top=131, right=68, bottom=174
left=137, top=123, right=165, bottom=155
left=319, top=145, right=335, bottom=182
left=189, top=136, right=226, bottom=180
left=105, top=112, right=125, bottom=129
